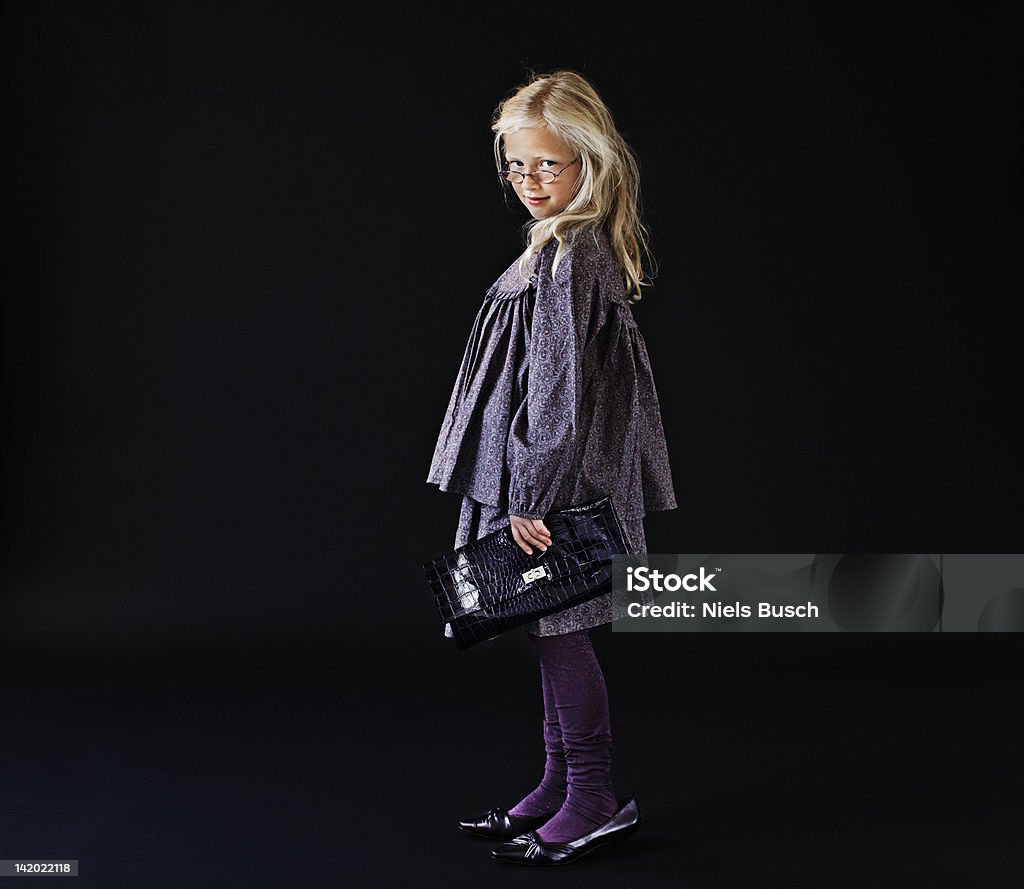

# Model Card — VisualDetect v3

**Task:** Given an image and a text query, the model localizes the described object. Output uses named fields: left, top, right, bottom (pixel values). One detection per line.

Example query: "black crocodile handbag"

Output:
left=422, top=496, right=631, bottom=650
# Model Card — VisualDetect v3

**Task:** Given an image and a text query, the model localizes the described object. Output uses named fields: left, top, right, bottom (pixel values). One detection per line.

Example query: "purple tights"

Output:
left=507, top=628, right=620, bottom=843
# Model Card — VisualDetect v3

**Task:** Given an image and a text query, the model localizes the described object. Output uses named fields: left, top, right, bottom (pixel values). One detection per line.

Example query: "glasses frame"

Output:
left=498, top=156, right=581, bottom=186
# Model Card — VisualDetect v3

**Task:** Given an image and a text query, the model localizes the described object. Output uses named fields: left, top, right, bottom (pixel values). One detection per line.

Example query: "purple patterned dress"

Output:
left=426, top=224, right=677, bottom=636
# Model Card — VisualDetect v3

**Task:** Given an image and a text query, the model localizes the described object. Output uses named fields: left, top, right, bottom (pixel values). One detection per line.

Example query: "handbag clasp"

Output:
left=522, top=565, right=549, bottom=584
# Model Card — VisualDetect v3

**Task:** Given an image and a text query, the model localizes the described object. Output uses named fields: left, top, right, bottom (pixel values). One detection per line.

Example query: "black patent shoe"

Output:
left=458, top=805, right=559, bottom=839
left=490, top=797, right=640, bottom=866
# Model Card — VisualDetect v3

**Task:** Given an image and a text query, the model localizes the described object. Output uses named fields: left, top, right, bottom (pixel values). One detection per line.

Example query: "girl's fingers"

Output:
left=524, top=522, right=550, bottom=548
left=518, top=522, right=549, bottom=551
left=510, top=523, right=532, bottom=554
left=523, top=532, right=545, bottom=550
left=510, top=517, right=553, bottom=553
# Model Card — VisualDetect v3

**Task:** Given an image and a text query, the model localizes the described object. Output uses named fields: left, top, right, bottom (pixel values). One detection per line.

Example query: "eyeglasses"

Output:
left=498, top=156, right=580, bottom=185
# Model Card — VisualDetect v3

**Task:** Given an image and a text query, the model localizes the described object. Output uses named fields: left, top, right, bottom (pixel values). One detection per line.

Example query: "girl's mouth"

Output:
left=526, top=196, right=549, bottom=205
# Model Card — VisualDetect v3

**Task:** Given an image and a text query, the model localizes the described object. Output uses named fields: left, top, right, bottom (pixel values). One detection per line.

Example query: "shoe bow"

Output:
left=511, top=831, right=575, bottom=861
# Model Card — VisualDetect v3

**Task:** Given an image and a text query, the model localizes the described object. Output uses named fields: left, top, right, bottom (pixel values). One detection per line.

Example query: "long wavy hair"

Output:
left=492, top=69, right=656, bottom=304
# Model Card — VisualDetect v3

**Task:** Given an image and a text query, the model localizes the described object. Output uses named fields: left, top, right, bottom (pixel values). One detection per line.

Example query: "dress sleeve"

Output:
left=507, top=240, right=595, bottom=520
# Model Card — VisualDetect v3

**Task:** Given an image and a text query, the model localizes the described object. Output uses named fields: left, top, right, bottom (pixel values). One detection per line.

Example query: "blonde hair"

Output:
left=491, top=69, right=655, bottom=304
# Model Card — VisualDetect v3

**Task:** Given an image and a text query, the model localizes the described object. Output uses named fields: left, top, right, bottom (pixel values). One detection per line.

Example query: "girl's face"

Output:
left=502, top=127, right=581, bottom=220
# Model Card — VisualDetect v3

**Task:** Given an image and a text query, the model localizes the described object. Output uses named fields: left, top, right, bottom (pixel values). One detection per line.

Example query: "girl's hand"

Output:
left=509, top=515, right=552, bottom=555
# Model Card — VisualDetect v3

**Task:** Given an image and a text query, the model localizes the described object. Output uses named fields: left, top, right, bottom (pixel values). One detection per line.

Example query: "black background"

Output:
left=2, top=4, right=1021, bottom=887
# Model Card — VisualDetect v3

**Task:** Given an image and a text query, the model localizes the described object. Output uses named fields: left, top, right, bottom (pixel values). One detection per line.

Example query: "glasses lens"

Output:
left=500, top=169, right=561, bottom=184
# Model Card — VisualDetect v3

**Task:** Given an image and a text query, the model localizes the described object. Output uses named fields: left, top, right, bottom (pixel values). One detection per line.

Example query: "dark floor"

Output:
left=1, top=630, right=1020, bottom=888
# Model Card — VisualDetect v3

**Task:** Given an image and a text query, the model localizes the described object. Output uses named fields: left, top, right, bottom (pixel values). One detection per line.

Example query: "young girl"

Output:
left=426, top=69, right=677, bottom=866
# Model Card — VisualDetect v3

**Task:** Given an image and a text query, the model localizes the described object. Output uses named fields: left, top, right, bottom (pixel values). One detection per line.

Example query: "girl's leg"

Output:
left=527, top=628, right=620, bottom=843
left=508, top=659, right=568, bottom=817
